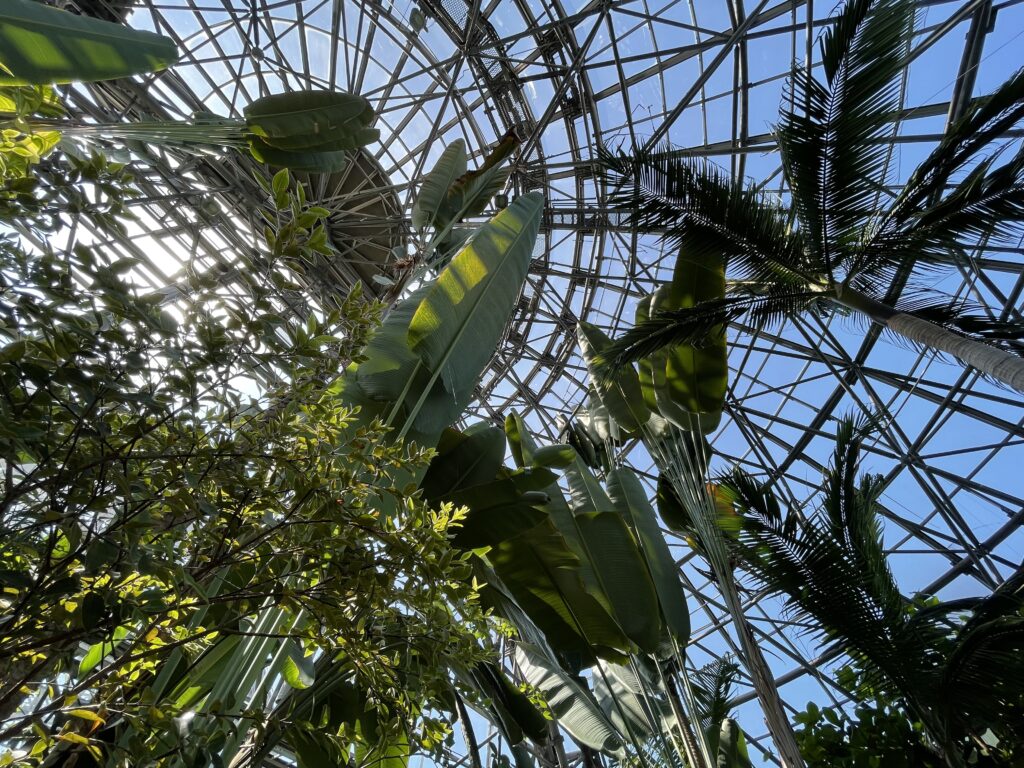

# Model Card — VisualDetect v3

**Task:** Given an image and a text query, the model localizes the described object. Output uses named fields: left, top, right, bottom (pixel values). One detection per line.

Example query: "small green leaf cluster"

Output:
left=794, top=666, right=945, bottom=768
left=0, top=161, right=494, bottom=767
left=0, top=84, right=63, bottom=182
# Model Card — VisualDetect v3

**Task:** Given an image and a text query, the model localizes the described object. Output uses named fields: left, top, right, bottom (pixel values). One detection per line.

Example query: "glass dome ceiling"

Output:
left=45, top=0, right=1024, bottom=762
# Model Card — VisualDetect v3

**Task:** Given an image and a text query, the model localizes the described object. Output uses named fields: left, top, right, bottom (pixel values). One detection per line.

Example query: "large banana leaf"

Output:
left=245, top=90, right=372, bottom=139
left=489, top=517, right=630, bottom=660
left=647, top=286, right=702, bottom=430
left=592, top=660, right=667, bottom=738
left=574, top=511, right=662, bottom=655
left=560, top=459, right=665, bottom=651
left=420, top=424, right=506, bottom=503
left=516, top=643, right=626, bottom=757
left=350, top=286, right=461, bottom=443
left=0, top=0, right=178, bottom=85
left=258, top=126, right=380, bottom=152
left=355, top=286, right=431, bottom=402
left=715, top=718, right=753, bottom=768
left=412, top=140, right=468, bottom=230
left=248, top=137, right=351, bottom=173
left=469, top=661, right=549, bottom=744
left=562, top=456, right=615, bottom=515
left=407, top=192, right=543, bottom=398
left=521, top=462, right=615, bottom=631
left=505, top=410, right=538, bottom=468
left=436, top=129, right=520, bottom=225
left=606, top=468, right=691, bottom=652
left=577, top=321, right=650, bottom=432
left=660, top=241, right=728, bottom=433
left=450, top=500, right=546, bottom=550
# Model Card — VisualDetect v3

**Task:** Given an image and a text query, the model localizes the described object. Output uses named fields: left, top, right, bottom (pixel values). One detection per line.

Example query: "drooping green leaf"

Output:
left=452, top=501, right=546, bottom=550
left=435, top=129, right=520, bottom=225
left=515, top=643, right=626, bottom=757
left=716, top=717, right=753, bottom=768
left=606, top=467, right=691, bottom=652
left=505, top=410, right=538, bottom=468
left=248, top=137, right=350, bottom=173
left=562, top=456, right=614, bottom=515
left=489, top=518, right=630, bottom=660
left=657, top=473, right=693, bottom=536
left=634, top=293, right=659, bottom=412
left=282, top=640, right=315, bottom=689
left=0, top=0, right=178, bottom=85
left=660, top=242, right=728, bottom=433
left=407, top=192, right=543, bottom=398
left=574, top=511, right=662, bottom=654
left=471, top=662, right=549, bottom=744
left=592, top=660, right=669, bottom=739
left=578, top=321, right=650, bottom=432
left=412, top=140, right=468, bottom=230
left=531, top=444, right=576, bottom=469
left=420, top=424, right=506, bottom=503
left=350, top=285, right=463, bottom=444
left=245, top=90, right=372, bottom=140
left=258, top=126, right=380, bottom=152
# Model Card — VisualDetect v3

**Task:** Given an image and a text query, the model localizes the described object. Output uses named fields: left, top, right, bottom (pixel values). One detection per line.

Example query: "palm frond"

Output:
left=912, top=145, right=1024, bottom=241
left=690, top=656, right=740, bottom=733
left=890, top=66, right=1024, bottom=223
left=594, top=289, right=825, bottom=375
left=721, top=418, right=933, bottom=696
left=596, top=145, right=815, bottom=286
left=821, top=416, right=905, bottom=626
left=941, top=615, right=1024, bottom=742
left=777, top=0, right=916, bottom=278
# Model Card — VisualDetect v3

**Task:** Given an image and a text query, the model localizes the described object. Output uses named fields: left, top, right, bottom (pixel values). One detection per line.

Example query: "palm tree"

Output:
left=597, top=0, right=1024, bottom=393
left=718, top=417, right=1024, bottom=767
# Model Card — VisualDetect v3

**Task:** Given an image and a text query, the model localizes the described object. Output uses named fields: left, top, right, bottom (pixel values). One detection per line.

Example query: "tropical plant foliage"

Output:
left=794, top=665, right=946, bottom=768
left=719, top=417, right=1024, bottom=766
left=0, top=136, right=553, bottom=766
left=0, top=83, right=62, bottom=182
left=596, top=0, right=1024, bottom=392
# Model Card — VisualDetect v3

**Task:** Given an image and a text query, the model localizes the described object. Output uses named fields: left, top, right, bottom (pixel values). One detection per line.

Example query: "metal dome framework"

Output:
left=32, top=0, right=1024, bottom=763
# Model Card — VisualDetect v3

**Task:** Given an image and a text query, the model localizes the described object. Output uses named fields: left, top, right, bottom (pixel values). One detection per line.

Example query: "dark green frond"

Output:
left=942, top=616, right=1024, bottom=742
left=691, top=656, right=740, bottom=733
left=596, top=145, right=814, bottom=285
left=778, top=0, right=916, bottom=276
left=821, top=416, right=904, bottom=625
left=594, top=289, right=825, bottom=375
left=890, top=67, right=1024, bottom=224
left=722, top=417, right=929, bottom=696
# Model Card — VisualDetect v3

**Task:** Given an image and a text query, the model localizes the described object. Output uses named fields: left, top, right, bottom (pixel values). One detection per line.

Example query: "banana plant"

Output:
left=0, top=0, right=178, bottom=85
left=575, top=242, right=805, bottom=766
left=377, top=132, right=521, bottom=300
left=6, top=90, right=377, bottom=172
left=419, top=408, right=713, bottom=768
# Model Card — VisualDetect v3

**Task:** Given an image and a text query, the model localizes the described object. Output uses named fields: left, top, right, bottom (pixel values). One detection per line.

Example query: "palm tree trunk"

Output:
left=833, top=287, right=1024, bottom=393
